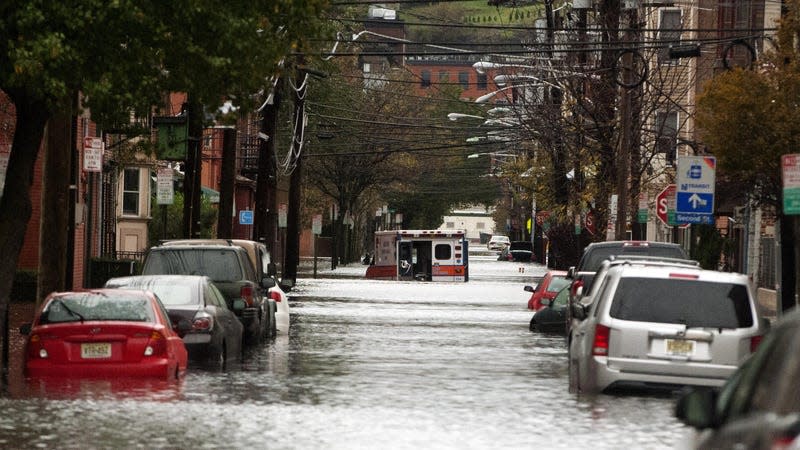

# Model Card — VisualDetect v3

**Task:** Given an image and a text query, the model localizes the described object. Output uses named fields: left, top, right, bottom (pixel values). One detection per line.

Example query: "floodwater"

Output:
left=0, top=253, right=690, bottom=449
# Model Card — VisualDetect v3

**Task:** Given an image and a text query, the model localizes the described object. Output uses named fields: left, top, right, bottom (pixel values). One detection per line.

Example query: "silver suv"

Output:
left=568, top=261, right=767, bottom=394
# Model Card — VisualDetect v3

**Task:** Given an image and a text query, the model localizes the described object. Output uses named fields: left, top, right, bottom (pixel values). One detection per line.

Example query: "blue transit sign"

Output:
left=676, top=156, right=716, bottom=225
left=239, top=210, right=254, bottom=225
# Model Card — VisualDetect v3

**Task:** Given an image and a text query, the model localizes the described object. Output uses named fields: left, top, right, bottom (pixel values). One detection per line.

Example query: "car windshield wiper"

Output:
left=52, top=299, right=85, bottom=323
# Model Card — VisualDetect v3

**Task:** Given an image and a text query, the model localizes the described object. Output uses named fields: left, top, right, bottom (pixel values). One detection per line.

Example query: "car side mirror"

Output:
left=261, top=277, right=276, bottom=289
left=567, top=266, right=575, bottom=279
left=19, top=323, right=31, bottom=335
left=675, top=387, right=718, bottom=429
left=571, top=303, right=587, bottom=320
left=524, top=285, right=535, bottom=293
left=232, top=299, right=246, bottom=311
left=280, top=279, right=294, bottom=292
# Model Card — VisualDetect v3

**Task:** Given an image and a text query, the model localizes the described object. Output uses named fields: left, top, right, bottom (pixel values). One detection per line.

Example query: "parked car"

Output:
left=565, top=240, right=689, bottom=335
left=567, top=256, right=700, bottom=335
left=487, top=235, right=510, bottom=251
left=568, top=261, right=766, bottom=395
left=529, top=285, right=570, bottom=333
left=675, top=308, right=800, bottom=450
left=160, top=239, right=290, bottom=335
left=141, top=242, right=276, bottom=344
left=567, top=240, right=688, bottom=303
left=20, top=289, right=188, bottom=379
left=104, top=275, right=244, bottom=367
left=498, top=240, right=534, bottom=262
left=525, top=270, right=569, bottom=311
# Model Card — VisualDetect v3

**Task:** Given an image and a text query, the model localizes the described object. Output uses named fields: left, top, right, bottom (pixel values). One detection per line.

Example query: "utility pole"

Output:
left=255, top=79, right=282, bottom=249
left=217, top=127, right=236, bottom=238
left=283, top=63, right=307, bottom=287
left=183, top=97, right=203, bottom=238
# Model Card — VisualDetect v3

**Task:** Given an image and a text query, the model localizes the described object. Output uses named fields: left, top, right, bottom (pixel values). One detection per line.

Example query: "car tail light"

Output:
left=269, top=290, right=282, bottom=302
left=571, top=280, right=583, bottom=297
left=144, top=331, right=167, bottom=356
left=669, top=273, right=699, bottom=279
left=770, top=435, right=798, bottom=450
left=240, top=285, right=256, bottom=307
left=750, top=334, right=764, bottom=352
left=192, top=312, right=213, bottom=331
left=29, top=334, right=48, bottom=359
left=592, top=324, right=610, bottom=356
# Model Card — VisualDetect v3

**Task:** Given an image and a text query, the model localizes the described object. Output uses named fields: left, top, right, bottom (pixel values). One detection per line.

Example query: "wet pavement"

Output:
left=0, top=253, right=689, bottom=449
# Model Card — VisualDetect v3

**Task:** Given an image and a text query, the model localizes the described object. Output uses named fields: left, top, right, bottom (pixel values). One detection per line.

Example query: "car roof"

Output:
left=607, top=263, right=749, bottom=283
left=105, top=274, right=210, bottom=285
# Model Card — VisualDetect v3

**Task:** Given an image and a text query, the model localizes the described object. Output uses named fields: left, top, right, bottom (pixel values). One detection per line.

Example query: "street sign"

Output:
left=83, top=137, right=103, bottom=172
left=676, top=156, right=716, bottom=224
left=656, top=184, right=675, bottom=226
left=239, top=210, right=254, bottom=225
left=312, top=214, right=322, bottom=235
left=156, top=168, right=174, bottom=205
left=278, top=203, right=288, bottom=228
left=637, top=192, right=648, bottom=223
left=782, top=154, right=800, bottom=215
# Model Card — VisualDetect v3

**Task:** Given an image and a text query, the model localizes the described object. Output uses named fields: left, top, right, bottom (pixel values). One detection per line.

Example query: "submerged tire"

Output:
left=529, top=317, right=538, bottom=332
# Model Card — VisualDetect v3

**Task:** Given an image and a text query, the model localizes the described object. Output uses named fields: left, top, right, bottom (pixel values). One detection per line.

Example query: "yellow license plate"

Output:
left=81, top=343, right=111, bottom=359
left=665, top=339, right=695, bottom=356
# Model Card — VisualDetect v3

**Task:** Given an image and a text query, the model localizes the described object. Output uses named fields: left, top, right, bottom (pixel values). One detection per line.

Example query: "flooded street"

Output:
left=0, top=254, right=689, bottom=449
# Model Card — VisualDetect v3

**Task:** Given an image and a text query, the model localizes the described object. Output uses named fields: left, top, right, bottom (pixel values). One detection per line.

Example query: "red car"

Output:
left=20, top=289, right=189, bottom=379
left=524, top=270, right=570, bottom=311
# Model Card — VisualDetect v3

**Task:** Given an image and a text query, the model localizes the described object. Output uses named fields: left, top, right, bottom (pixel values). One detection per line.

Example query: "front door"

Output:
left=398, top=241, right=414, bottom=280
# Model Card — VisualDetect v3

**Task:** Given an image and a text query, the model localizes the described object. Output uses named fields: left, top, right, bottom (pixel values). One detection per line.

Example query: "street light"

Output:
left=475, top=84, right=543, bottom=104
left=447, top=113, right=485, bottom=121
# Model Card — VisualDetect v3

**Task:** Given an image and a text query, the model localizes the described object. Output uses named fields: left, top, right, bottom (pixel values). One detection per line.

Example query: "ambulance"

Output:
left=365, top=230, right=469, bottom=282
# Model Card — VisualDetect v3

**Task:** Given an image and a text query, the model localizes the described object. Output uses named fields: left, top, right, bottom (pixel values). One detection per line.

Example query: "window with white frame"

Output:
left=122, top=168, right=141, bottom=215
left=658, top=9, right=682, bottom=63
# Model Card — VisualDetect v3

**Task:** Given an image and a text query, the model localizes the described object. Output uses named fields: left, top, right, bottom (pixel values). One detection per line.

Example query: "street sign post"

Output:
left=676, top=156, right=716, bottom=224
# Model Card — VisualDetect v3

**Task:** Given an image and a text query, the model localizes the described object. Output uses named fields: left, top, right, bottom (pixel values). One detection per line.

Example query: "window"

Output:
left=609, top=278, right=753, bottom=328
left=458, top=72, right=470, bottom=90
left=420, top=70, right=431, bottom=87
left=655, top=111, right=678, bottom=165
left=438, top=71, right=449, bottom=83
left=122, top=168, right=140, bottom=215
left=476, top=222, right=485, bottom=230
left=434, top=244, right=451, bottom=260
left=445, top=222, right=455, bottom=228
left=477, top=73, right=488, bottom=90
left=658, top=9, right=682, bottom=63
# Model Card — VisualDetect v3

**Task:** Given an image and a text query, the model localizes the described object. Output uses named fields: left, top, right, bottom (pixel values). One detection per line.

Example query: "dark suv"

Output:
left=141, top=243, right=276, bottom=344
left=567, top=240, right=688, bottom=302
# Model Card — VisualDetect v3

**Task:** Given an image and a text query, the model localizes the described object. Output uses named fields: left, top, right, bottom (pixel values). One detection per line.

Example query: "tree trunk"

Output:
left=0, top=92, right=51, bottom=386
left=38, top=104, right=73, bottom=300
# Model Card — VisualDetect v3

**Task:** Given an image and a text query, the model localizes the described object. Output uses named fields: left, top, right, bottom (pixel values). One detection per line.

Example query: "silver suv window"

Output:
left=608, top=277, right=753, bottom=328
